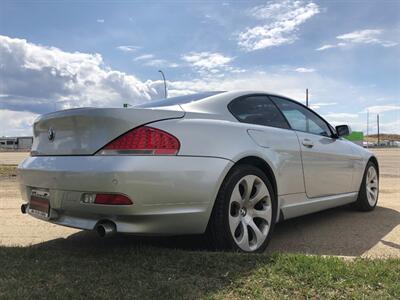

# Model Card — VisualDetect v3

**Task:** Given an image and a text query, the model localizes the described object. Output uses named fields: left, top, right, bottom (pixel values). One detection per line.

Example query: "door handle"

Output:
left=302, top=139, right=314, bottom=148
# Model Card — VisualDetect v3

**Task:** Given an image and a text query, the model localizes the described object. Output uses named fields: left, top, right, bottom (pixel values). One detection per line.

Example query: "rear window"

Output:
left=134, top=91, right=224, bottom=108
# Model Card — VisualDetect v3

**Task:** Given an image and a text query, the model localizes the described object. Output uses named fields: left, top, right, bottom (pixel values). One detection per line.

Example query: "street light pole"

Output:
left=158, top=70, right=168, bottom=98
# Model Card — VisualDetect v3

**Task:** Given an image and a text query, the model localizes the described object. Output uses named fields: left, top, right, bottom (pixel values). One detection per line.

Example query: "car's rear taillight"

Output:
left=97, top=126, right=180, bottom=155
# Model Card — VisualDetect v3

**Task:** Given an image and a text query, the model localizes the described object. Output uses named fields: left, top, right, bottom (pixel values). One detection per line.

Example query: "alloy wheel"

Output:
left=366, top=166, right=378, bottom=206
left=228, top=175, right=272, bottom=251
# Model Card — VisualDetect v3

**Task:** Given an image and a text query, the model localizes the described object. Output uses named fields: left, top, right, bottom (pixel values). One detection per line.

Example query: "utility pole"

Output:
left=366, top=109, right=369, bottom=148
left=306, top=88, right=309, bottom=107
left=377, top=114, right=380, bottom=146
left=158, top=70, right=168, bottom=98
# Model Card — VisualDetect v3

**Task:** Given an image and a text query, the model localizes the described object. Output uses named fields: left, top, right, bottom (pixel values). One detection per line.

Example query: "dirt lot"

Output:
left=0, top=149, right=399, bottom=258
left=0, top=151, right=29, bottom=165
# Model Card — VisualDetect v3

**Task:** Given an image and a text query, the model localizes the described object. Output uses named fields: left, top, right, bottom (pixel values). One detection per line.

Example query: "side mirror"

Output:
left=335, top=125, right=352, bottom=137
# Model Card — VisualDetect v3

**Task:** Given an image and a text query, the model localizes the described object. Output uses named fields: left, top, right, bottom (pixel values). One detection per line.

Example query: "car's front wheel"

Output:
left=207, top=165, right=277, bottom=253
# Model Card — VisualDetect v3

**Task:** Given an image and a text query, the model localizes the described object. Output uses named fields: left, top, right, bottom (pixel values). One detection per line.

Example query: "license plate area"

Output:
left=29, top=189, right=50, bottom=219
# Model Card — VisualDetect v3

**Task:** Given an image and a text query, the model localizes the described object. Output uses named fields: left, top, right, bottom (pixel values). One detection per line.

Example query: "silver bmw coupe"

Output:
left=18, top=91, right=379, bottom=253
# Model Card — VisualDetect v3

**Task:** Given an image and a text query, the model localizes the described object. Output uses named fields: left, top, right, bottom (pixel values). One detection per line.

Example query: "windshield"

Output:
left=134, top=91, right=224, bottom=108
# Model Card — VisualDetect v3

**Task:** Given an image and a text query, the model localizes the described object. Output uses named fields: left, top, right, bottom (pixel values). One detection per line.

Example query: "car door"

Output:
left=228, top=95, right=305, bottom=196
left=270, top=96, right=356, bottom=198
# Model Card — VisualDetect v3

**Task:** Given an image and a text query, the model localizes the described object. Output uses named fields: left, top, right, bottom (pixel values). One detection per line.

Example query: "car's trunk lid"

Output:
left=31, top=106, right=184, bottom=156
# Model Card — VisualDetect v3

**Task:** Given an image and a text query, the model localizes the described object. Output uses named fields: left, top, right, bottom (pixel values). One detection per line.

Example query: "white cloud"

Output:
left=325, top=112, right=359, bottom=119
left=238, top=0, right=319, bottom=51
left=316, top=44, right=335, bottom=51
left=317, top=29, right=398, bottom=51
left=1, top=35, right=398, bottom=136
left=143, top=59, right=179, bottom=68
left=294, top=67, right=315, bottom=73
left=316, top=42, right=346, bottom=51
left=0, top=110, right=38, bottom=137
left=133, top=54, right=178, bottom=68
left=0, top=35, right=163, bottom=117
left=309, top=102, right=337, bottom=110
left=181, top=52, right=243, bottom=75
left=364, top=105, right=400, bottom=114
left=182, top=52, right=233, bottom=70
left=380, top=119, right=400, bottom=134
left=97, top=19, right=105, bottom=23
left=116, top=45, right=140, bottom=52
left=133, top=54, right=154, bottom=61
left=338, top=29, right=382, bottom=44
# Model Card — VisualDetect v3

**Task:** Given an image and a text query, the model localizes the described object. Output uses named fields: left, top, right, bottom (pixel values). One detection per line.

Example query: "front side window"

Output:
left=270, top=96, right=332, bottom=137
left=229, top=95, right=290, bottom=129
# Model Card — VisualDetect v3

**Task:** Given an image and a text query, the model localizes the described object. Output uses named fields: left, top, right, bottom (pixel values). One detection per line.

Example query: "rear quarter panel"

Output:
left=152, top=117, right=304, bottom=196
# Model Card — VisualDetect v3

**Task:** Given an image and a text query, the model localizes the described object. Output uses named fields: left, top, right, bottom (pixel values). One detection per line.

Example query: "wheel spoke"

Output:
left=229, top=215, right=241, bottom=237
left=242, top=176, right=255, bottom=202
left=367, top=168, right=372, bottom=181
left=249, top=183, right=269, bottom=206
left=248, top=219, right=265, bottom=245
left=367, top=187, right=375, bottom=199
left=236, top=221, right=250, bottom=250
left=370, top=180, right=378, bottom=189
left=231, top=184, right=244, bottom=205
left=252, top=206, right=272, bottom=223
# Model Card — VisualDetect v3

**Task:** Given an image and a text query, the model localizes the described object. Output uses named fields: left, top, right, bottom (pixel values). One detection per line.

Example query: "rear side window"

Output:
left=228, top=95, right=290, bottom=129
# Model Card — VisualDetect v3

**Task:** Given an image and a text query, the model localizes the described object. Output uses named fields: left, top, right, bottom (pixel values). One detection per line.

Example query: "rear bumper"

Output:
left=18, top=155, right=233, bottom=235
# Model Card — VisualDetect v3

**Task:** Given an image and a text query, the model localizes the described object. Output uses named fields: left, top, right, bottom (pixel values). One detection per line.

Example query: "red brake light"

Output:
left=98, top=126, right=180, bottom=155
left=94, top=194, right=132, bottom=205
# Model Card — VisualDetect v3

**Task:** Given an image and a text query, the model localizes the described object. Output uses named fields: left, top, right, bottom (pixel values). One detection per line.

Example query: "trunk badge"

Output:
left=48, top=127, right=55, bottom=141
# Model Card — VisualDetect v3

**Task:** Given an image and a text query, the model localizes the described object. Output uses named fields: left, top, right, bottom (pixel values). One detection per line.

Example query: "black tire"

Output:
left=206, top=164, right=277, bottom=253
left=353, top=161, right=379, bottom=211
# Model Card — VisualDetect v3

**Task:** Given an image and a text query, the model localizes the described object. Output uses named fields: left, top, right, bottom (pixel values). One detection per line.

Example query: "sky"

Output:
left=0, top=0, right=399, bottom=136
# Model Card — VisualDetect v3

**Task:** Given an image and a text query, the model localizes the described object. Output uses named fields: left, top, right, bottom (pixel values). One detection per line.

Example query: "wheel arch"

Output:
left=233, top=156, right=278, bottom=199
left=206, top=155, right=280, bottom=234
left=205, top=155, right=280, bottom=248
left=368, top=155, right=379, bottom=176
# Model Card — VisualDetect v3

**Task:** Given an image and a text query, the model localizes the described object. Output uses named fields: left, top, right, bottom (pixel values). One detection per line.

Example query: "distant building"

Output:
left=345, top=131, right=363, bottom=147
left=0, top=136, right=33, bottom=150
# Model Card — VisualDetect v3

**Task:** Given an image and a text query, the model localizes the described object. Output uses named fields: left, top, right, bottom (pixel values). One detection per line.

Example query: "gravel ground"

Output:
left=0, top=149, right=399, bottom=258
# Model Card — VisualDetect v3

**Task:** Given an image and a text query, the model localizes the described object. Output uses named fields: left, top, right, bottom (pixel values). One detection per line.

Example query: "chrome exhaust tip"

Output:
left=21, top=203, right=28, bottom=214
left=95, top=221, right=116, bottom=238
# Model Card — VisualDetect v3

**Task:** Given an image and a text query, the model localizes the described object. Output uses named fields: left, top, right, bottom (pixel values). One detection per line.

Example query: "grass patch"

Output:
left=0, top=236, right=399, bottom=299
left=0, top=165, right=17, bottom=177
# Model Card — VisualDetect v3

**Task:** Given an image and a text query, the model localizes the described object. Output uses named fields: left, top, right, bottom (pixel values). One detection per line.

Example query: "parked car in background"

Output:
left=18, top=91, right=379, bottom=253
